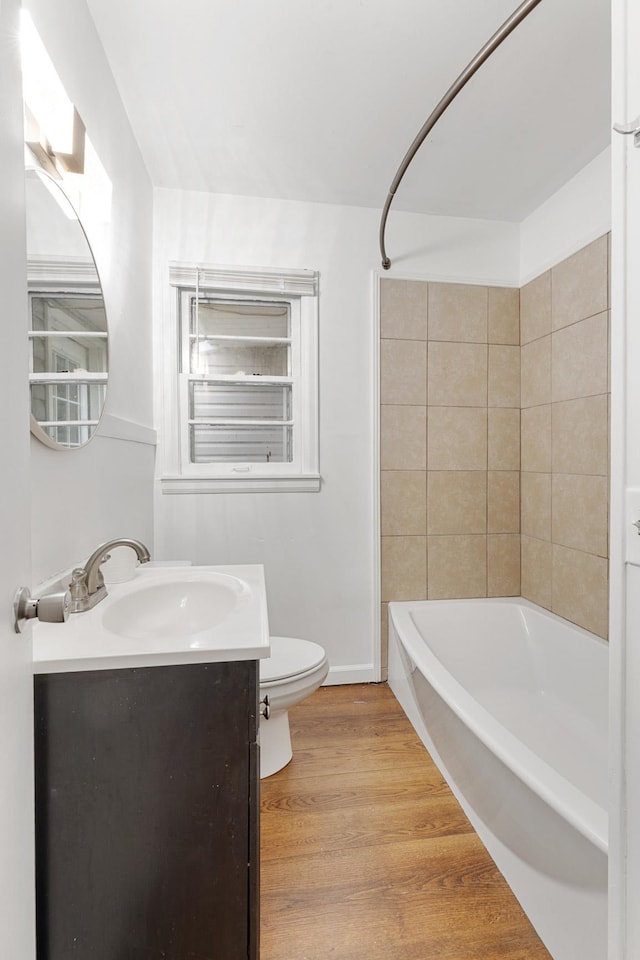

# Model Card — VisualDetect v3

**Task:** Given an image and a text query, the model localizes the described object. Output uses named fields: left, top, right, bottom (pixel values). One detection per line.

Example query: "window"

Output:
left=161, top=264, right=319, bottom=492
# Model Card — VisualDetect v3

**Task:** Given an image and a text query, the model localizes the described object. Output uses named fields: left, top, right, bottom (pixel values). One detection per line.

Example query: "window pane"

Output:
left=41, top=424, right=92, bottom=447
left=190, top=341, right=289, bottom=376
left=31, top=295, right=107, bottom=333
left=32, top=335, right=107, bottom=373
left=190, top=382, right=291, bottom=421
left=30, top=382, right=106, bottom=424
left=190, top=424, right=292, bottom=463
left=193, top=300, right=289, bottom=338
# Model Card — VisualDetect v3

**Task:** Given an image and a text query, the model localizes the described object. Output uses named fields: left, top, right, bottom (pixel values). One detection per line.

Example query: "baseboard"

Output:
left=324, top=663, right=376, bottom=686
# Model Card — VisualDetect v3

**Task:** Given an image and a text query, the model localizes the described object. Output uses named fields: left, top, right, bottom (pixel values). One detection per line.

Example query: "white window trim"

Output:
left=160, top=263, right=320, bottom=494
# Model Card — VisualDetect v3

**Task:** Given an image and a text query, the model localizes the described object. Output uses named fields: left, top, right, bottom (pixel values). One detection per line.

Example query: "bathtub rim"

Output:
left=389, top=596, right=608, bottom=854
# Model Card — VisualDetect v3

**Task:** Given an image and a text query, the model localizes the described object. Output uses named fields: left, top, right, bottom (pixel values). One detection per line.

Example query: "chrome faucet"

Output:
left=69, top=538, right=151, bottom=613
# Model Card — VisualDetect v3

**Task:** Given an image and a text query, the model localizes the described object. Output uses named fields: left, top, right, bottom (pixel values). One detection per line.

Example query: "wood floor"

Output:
left=260, top=682, right=551, bottom=960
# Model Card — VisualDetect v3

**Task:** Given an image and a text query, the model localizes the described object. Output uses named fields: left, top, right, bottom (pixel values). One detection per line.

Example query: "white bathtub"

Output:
left=388, top=597, right=608, bottom=960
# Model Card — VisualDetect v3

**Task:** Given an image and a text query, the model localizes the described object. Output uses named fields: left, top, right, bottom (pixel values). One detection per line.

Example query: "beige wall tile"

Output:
left=521, top=405, right=551, bottom=473
left=488, top=287, right=519, bottom=345
left=488, top=535, right=520, bottom=596
left=380, top=339, right=427, bottom=405
left=551, top=312, right=608, bottom=402
left=488, top=408, right=520, bottom=470
left=552, top=544, right=609, bottom=639
left=428, top=407, right=487, bottom=471
left=428, top=282, right=487, bottom=342
left=487, top=471, right=520, bottom=533
left=380, top=278, right=428, bottom=340
left=381, top=471, right=427, bottom=536
left=381, top=536, right=427, bottom=601
left=488, top=345, right=520, bottom=407
left=380, top=405, right=426, bottom=471
left=552, top=474, right=608, bottom=557
left=551, top=235, right=608, bottom=331
left=521, top=536, right=552, bottom=610
left=428, top=342, right=487, bottom=407
left=552, top=395, right=609, bottom=476
left=427, top=471, right=487, bottom=535
left=521, top=335, right=551, bottom=407
left=520, top=270, right=551, bottom=345
left=521, top=472, right=551, bottom=540
left=427, top=535, right=487, bottom=599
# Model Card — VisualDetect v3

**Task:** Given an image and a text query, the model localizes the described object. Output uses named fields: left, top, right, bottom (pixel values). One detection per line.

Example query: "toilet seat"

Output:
left=260, top=636, right=326, bottom=683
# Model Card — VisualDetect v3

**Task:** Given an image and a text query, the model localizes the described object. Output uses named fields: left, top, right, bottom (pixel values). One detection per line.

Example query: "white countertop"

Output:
left=32, top=564, right=271, bottom=674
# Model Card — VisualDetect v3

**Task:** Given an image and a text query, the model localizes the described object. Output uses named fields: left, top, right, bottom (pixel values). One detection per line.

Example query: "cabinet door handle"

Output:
left=260, top=695, right=270, bottom=720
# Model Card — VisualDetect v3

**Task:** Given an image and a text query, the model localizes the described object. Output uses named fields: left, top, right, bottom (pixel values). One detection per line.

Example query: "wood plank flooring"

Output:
left=260, top=682, right=551, bottom=960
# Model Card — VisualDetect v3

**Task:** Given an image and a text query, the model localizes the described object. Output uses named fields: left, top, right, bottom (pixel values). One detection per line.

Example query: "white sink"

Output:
left=32, top=564, right=270, bottom=674
left=102, top=572, right=249, bottom=641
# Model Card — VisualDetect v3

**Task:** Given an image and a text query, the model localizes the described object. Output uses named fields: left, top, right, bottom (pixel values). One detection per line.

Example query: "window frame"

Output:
left=161, top=263, right=320, bottom=493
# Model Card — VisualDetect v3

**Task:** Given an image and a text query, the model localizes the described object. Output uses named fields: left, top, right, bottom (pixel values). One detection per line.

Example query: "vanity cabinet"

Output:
left=34, top=660, right=259, bottom=960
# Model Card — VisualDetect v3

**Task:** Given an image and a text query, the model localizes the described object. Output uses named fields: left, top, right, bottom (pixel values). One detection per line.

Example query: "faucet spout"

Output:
left=69, top=538, right=151, bottom=613
left=84, top=538, right=151, bottom=594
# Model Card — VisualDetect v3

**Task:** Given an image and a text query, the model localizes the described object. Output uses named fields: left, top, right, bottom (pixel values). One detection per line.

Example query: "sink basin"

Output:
left=101, top=573, right=249, bottom=641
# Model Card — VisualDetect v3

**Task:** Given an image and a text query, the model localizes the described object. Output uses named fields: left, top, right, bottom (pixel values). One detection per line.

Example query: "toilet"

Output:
left=259, top=636, right=329, bottom=779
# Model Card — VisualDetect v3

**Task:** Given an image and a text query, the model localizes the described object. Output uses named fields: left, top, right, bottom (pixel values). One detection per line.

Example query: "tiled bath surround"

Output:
left=379, top=234, right=610, bottom=671
left=520, top=235, right=610, bottom=640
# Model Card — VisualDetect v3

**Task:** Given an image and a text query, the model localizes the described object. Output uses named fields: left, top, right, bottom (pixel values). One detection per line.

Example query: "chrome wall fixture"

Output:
left=379, top=0, right=545, bottom=270
left=613, top=115, right=640, bottom=148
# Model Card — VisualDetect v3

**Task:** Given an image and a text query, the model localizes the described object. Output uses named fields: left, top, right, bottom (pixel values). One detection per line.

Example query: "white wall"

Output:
left=520, top=147, right=612, bottom=284
left=26, top=0, right=156, bottom=585
left=153, top=191, right=520, bottom=681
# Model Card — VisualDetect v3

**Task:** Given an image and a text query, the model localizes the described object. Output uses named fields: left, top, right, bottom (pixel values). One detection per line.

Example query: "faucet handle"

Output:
left=69, top=568, right=89, bottom=602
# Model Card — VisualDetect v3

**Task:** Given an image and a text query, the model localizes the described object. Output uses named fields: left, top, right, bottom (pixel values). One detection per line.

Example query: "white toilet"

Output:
left=259, top=636, right=329, bottom=779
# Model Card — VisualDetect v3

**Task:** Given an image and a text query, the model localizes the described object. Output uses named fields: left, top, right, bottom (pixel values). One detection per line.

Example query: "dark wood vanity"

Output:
left=34, top=659, right=259, bottom=960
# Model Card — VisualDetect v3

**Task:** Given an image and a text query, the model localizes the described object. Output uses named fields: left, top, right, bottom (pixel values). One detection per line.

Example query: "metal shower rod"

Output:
left=379, top=0, right=545, bottom=270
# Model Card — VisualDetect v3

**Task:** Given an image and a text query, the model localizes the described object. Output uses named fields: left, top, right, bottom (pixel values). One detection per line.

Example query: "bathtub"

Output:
left=387, top=597, right=608, bottom=960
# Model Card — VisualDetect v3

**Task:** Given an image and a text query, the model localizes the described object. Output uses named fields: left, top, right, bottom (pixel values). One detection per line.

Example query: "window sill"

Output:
left=160, top=474, right=321, bottom=494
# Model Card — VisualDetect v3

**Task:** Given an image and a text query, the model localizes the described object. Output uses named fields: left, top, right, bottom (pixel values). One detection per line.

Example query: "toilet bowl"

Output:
left=259, top=636, right=329, bottom=779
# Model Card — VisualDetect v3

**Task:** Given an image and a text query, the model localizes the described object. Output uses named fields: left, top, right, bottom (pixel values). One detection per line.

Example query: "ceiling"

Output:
left=84, top=0, right=611, bottom=222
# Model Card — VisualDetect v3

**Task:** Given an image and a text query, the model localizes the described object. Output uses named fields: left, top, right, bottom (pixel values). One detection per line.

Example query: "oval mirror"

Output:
left=25, top=167, right=108, bottom=449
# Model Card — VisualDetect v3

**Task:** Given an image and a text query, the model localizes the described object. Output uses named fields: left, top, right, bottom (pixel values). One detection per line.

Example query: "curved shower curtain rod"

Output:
left=379, top=0, right=545, bottom=269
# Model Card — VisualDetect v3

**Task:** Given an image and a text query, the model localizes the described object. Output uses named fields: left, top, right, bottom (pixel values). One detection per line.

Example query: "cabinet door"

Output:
left=35, top=660, right=257, bottom=960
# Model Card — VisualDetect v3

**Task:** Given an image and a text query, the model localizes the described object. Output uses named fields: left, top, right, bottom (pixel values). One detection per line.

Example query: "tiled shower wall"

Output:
left=379, top=279, right=521, bottom=667
left=520, top=235, right=610, bottom=639
left=379, top=234, right=610, bottom=672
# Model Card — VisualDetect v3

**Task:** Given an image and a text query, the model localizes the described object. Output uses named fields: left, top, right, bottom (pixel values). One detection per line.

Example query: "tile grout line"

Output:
left=486, top=287, right=489, bottom=599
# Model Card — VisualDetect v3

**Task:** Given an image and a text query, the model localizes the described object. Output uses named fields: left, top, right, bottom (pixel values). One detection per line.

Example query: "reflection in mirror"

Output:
left=25, top=167, right=108, bottom=449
